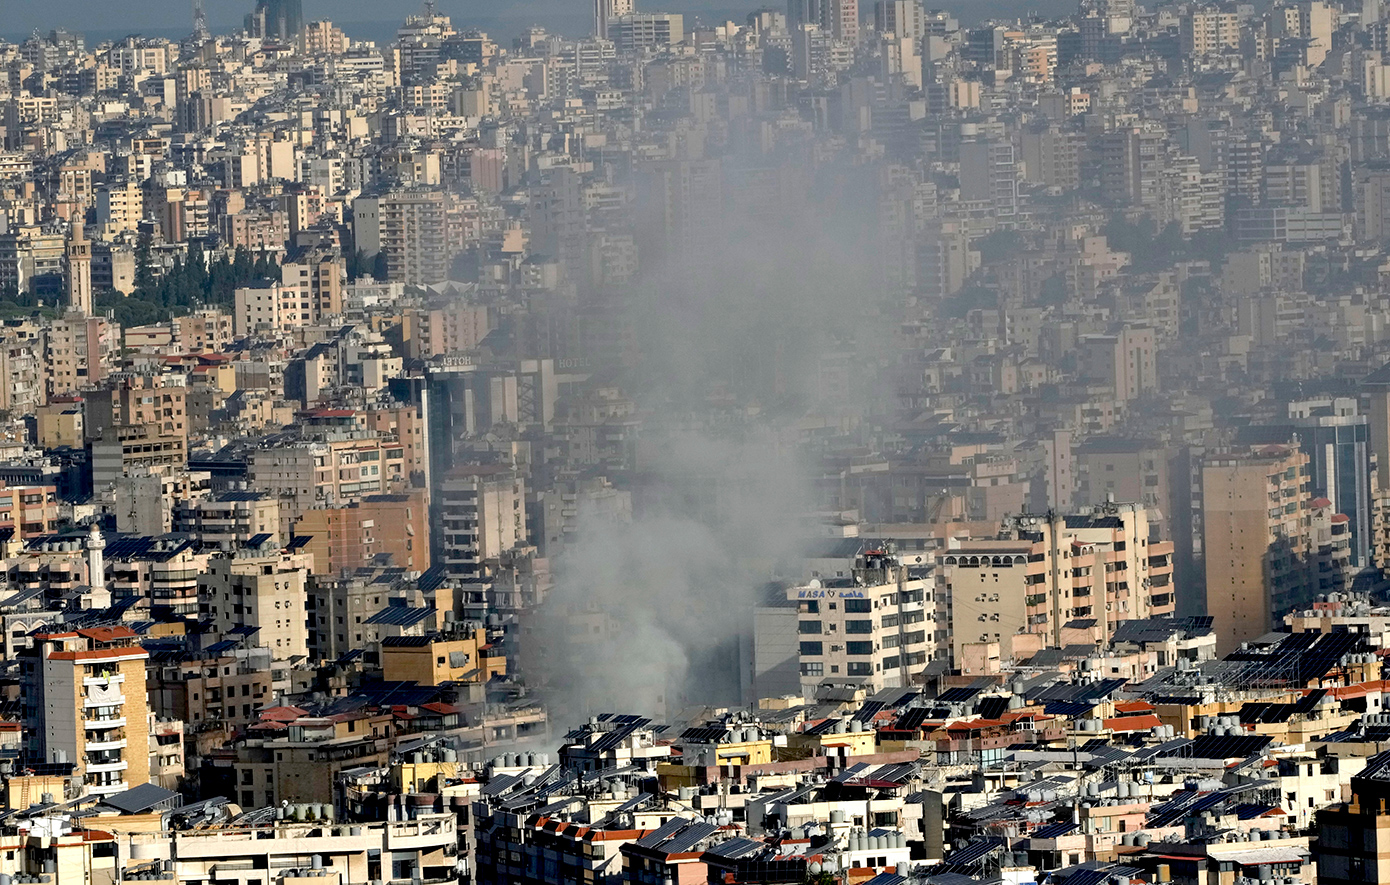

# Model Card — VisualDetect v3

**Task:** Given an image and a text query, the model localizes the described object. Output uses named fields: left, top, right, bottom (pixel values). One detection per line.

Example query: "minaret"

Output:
left=86, top=523, right=106, bottom=588
left=66, top=218, right=92, bottom=316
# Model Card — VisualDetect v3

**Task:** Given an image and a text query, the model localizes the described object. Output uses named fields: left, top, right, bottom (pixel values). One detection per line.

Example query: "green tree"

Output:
left=133, top=230, right=156, bottom=297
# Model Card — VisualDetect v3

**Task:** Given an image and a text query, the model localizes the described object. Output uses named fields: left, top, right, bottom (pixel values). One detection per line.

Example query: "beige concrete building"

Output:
left=122, top=811, right=460, bottom=881
left=1078, top=325, right=1156, bottom=402
left=939, top=503, right=1176, bottom=666
left=401, top=302, right=493, bottom=358
left=199, top=543, right=313, bottom=663
left=95, top=181, right=143, bottom=235
left=173, top=490, right=281, bottom=548
left=1181, top=9, right=1240, bottom=55
left=1203, top=445, right=1314, bottom=656
left=280, top=252, right=345, bottom=322
left=234, top=281, right=307, bottom=336
left=43, top=314, right=117, bottom=397
left=91, top=424, right=187, bottom=492
left=755, top=550, right=933, bottom=699
left=353, top=190, right=453, bottom=286
left=294, top=490, right=430, bottom=575
left=149, top=654, right=272, bottom=728
left=25, top=626, right=151, bottom=797
left=248, top=436, right=413, bottom=539
left=380, top=629, right=506, bottom=685
left=1075, top=437, right=1173, bottom=537
left=437, top=465, right=527, bottom=580
left=37, top=397, right=83, bottom=448
left=84, top=375, right=187, bottom=443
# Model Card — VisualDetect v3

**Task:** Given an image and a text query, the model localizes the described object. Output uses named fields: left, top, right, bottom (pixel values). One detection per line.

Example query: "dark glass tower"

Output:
left=255, top=0, right=303, bottom=39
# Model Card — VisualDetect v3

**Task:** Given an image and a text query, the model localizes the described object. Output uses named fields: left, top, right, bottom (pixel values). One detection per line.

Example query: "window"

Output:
left=799, top=662, right=824, bottom=677
left=846, top=641, right=873, bottom=656
left=844, top=599, right=872, bottom=613
left=845, top=620, right=874, bottom=634
left=847, top=662, right=873, bottom=676
left=799, top=620, right=823, bottom=634
left=800, top=642, right=824, bottom=656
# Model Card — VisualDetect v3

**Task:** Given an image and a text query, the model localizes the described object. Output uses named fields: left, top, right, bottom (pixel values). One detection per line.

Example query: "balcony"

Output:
left=85, top=758, right=129, bottom=774
left=86, top=734, right=128, bottom=752
left=85, top=716, right=126, bottom=730
left=87, top=780, right=128, bottom=796
left=83, top=672, right=125, bottom=688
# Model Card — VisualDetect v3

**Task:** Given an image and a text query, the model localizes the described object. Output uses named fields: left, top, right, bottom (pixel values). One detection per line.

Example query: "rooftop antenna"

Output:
left=192, top=0, right=210, bottom=40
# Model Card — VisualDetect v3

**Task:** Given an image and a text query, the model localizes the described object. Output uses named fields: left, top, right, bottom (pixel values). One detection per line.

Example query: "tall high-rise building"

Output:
left=23, top=626, right=151, bottom=796
left=199, top=542, right=312, bottom=664
left=1202, top=445, right=1314, bottom=656
left=353, top=190, right=452, bottom=286
left=754, top=550, right=933, bottom=699
left=436, top=465, right=527, bottom=582
left=789, top=0, right=859, bottom=41
left=248, top=0, right=304, bottom=40
left=1078, top=325, right=1157, bottom=402
left=959, top=137, right=1019, bottom=217
left=875, top=0, right=925, bottom=38
left=1236, top=398, right=1373, bottom=570
left=1180, top=9, right=1240, bottom=55
left=595, top=0, right=635, bottom=38
left=826, top=0, right=859, bottom=43
left=788, top=0, right=827, bottom=27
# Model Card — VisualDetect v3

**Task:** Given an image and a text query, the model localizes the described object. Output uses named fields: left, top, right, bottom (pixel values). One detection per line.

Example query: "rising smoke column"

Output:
left=530, top=156, right=896, bottom=727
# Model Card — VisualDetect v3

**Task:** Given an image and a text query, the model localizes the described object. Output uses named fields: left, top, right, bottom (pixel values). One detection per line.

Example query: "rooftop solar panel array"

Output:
left=895, top=708, right=933, bottom=731
left=1185, top=734, right=1272, bottom=759
left=943, top=837, right=1005, bottom=866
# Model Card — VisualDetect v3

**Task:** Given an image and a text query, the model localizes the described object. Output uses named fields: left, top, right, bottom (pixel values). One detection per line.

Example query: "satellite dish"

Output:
left=808, top=579, right=822, bottom=589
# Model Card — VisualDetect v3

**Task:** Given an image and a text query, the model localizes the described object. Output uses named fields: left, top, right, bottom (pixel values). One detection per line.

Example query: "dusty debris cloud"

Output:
left=530, top=161, right=891, bottom=727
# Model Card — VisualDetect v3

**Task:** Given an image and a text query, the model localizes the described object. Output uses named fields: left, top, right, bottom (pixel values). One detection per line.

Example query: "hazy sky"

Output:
left=6, top=0, right=1067, bottom=40
left=5, top=0, right=737, bottom=38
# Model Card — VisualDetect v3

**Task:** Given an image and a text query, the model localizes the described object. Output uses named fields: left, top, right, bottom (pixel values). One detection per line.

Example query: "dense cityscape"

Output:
left=4, top=0, right=1390, bottom=883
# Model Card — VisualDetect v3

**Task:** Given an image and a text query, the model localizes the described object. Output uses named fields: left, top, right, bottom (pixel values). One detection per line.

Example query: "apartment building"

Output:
left=94, top=181, right=143, bottom=235
left=43, top=314, right=117, bottom=398
left=279, top=252, right=345, bottom=322
left=381, top=629, right=507, bottom=685
left=353, top=190, right=452, bottom=286
left=106, top=536, right=210, bottom=619
left=436, top=465, right=527, bottom=581
left=0, top=483, right=61, bottom=538
left=248, top=436, right=412, bottom=539
left=121, top=812, right=460, bottom=884
left=23, top=626, right=150, bottom=796
left=938, top=502, right=1175, bottom=666
left=1203, top=445, right=1315, bottom=656
left=607, top=13, right=686, bottom=52
left=198, top=541, right=313, bottom=664
left=173, top=490, right=281, bottom=548
left=755, top=550, right=933, bottom=699
left=83, top=374, right=188, bottom=443
left=1181, top=9, right=1240, bottom=55
left=1078, top=325, right=1157, bottom=402
left=294, top=490, right=430, bottom=575
left=91, top=424, right=187, bottom=492
left=234, top=281, right=308, bottom=336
